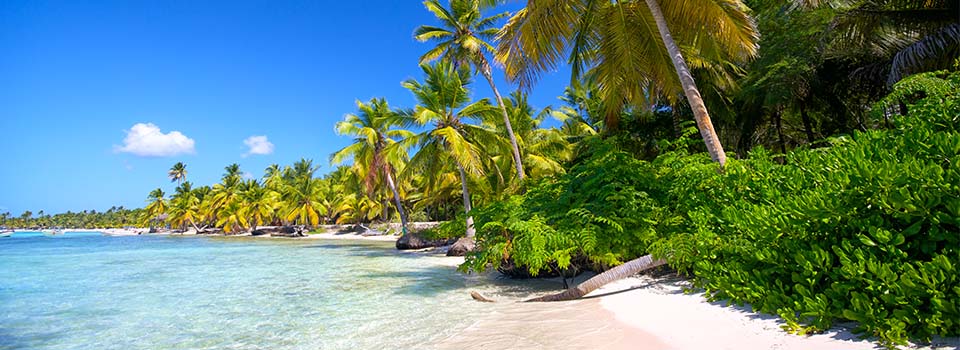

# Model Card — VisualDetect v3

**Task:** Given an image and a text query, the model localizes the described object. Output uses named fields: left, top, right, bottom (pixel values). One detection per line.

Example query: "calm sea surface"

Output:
left=0, top=232, right=553, bottom=350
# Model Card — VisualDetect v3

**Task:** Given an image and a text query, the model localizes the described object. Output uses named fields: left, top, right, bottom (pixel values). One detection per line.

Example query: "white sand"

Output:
left=595, top=275, right=960, bottom=350
left=305, top=232, right=398, bottom=242
left=66, top=228, right=153, bottom=236
left=441, top=272, right=958, bottom=350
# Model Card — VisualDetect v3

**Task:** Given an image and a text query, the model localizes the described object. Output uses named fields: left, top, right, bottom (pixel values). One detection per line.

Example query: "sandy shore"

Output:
left=58, top=228, right=153, bottom=236
left=305, top=232, right=398, bottom=242
left=438, top=272, right=959, bottom=350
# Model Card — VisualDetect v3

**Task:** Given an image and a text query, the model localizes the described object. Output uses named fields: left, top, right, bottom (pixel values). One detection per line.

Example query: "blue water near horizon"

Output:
left=0, top=233, right=555, bottom=349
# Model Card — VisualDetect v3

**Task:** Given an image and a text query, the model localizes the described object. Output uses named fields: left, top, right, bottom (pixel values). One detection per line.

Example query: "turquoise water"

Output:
left=0, top=233, right=552, bottom=349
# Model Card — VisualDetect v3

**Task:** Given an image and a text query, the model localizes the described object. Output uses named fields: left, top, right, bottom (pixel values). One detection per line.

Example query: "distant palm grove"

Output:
left=4, top=0, right=957, bottom=347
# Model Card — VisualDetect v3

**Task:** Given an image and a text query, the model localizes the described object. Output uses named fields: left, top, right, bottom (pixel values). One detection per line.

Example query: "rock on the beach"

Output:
left=251, top=229, right=268, bottom=236
left=395, top=233, right=456, bottom=250
left=446, top=237, right=476, bottom=256
left=270, top=225, right=306, bottom=237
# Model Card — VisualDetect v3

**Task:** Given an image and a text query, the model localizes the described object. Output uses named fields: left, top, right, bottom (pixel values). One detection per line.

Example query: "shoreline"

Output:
left=9, top=227, right=957, bottom=349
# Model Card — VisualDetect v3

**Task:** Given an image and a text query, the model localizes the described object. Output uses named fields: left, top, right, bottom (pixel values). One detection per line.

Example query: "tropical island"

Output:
left=2, top=0, right=958, bottom=349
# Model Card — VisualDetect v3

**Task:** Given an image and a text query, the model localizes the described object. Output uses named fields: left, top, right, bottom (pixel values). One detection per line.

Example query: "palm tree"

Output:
left=263, top=164, right=284, bottom=191
left=278, top=163, right=326, bottom=228
left=332, top=98, right=415, bottom=235
left=497, top=0, right=760, bottom=167
left=333, top=192, right=380, bottom=225
left=167, top=182, right=202, bottom=232
left=416, top=0, right=527, bottom=180
left=210, top=165, right=244, bottom=225
left=290, top=158, right=317, bottom=180
left=281, top=178, right=326, bottom=227
left=223, top=163, right=242, bottom=181
left=144, top=188, right=167, bottom=229
left=822, top=0, right=958, bottom=85
left=497, top=0, right=760, bottom=300
left=216, top=201, right=247, bottom=234
left=168, top=162, right=187, bottom=184
left=404, top=61, right=504, bottom=255
left=239, top=180, right=278, bottom=231
left=503, top=91, right=571, bottom=179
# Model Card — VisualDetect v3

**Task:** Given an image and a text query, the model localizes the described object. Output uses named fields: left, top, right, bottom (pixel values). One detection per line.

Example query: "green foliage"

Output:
left=466, top=70, right=960, bottom=346
left=464, top=138, right=667, bottom=276
left=0, top=207, right=145, bottom=229
left=654, top=70, right=960, bottom=347
left=419, top=217, right=467, bottom=241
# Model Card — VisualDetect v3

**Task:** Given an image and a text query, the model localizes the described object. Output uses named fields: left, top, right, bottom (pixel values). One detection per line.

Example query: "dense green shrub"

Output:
left=465, top=70, right=960, bottom=347
left=419, top=217, right=466, bottom=240
left=463, top=139, right=668, bottom=276
left=655, top=71, right=959, bottom=346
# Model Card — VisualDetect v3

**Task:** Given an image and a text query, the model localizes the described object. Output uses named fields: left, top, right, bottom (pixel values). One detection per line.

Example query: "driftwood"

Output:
left=470, top=291, right=495, bottom=303
left=526, top=254, right=667, bottom=302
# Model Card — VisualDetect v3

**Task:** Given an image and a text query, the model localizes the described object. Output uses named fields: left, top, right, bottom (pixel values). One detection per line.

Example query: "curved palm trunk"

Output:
left=478, top=55, right=526, bottom=180
left=526, top=254, right=667, bottom=302
left=383, top=168, right=409, bottom=235
left=456, top=165, right=476, bottom=238
left=188, top=218, right=201, bottom=233
left=644, top=0, right=727, bottom=167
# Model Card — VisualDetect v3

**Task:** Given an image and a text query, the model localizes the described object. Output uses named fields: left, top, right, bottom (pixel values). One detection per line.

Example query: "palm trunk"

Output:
left=774, top=109, right=787, bottom=156
left=799, top=100, right=815, bottom=144
left=384, top=168, right=409, bottom=235
left=644, top=0, right=726, bottom=167
left=478, top=55, right=526, bottom=180
left=526, top=254, right=667, bottom=302
left=189, top=218, right=201, bottom=233
left=457, top=165, right=476, bottom=238
left=382, top=198, right=388, bottom=221
left=446, top=165, right=477, bottom=256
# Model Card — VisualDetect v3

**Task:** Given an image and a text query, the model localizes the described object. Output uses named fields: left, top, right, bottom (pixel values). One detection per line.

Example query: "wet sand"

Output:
left=436, top=297, right=667, bottom=350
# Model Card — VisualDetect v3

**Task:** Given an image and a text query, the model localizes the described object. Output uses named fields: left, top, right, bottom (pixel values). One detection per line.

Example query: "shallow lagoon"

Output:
left=0, top=233, right=556, bottom=350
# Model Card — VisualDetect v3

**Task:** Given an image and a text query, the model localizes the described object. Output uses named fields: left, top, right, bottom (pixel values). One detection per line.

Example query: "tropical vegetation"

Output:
left=8, top=0, right=956, bottom=347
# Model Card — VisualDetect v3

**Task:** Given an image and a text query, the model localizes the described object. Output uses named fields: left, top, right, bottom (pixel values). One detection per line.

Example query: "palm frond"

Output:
left=889, top=22, right=959, bottom=84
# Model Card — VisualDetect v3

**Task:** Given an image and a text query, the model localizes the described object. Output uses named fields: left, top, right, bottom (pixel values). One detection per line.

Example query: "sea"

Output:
left=0, top=232, right=557, bottom=350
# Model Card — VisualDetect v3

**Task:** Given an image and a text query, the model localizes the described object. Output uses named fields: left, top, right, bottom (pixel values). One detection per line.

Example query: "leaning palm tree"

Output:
left=416, top=0, right=527, bottom=180
left=403, top=61, right=505, bottom=255
left=332, top=98, right=415, bottom=235
left=497, top=0, right=760, bottom=167
left=168, top=162, right=187, bottom=184
left=167, top=182, right=203, bottom=233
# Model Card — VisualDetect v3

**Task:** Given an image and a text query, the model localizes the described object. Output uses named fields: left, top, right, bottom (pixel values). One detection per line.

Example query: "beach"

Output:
left=10, top=229, right=957, bottom=350
left=339, top=233, right=958, bottom=350
left=438, top=269, right=960, bottom=350
left=265, top=232, right=956, bottom=350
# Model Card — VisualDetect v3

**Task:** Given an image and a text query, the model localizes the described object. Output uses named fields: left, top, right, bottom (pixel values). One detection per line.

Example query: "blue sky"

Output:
left=0, top=0, right=573, bottom=215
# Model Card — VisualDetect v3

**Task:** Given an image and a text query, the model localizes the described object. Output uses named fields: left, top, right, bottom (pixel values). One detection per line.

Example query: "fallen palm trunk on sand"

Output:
left=525, top=254, right=667, bottom=302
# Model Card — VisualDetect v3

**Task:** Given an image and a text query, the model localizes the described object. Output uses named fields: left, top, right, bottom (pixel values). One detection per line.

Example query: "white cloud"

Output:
left=115, top=123, right=195, bottom=157
left=243, top=135, right=274, bottom=157
left=242, top=172, right=255, bottom=180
